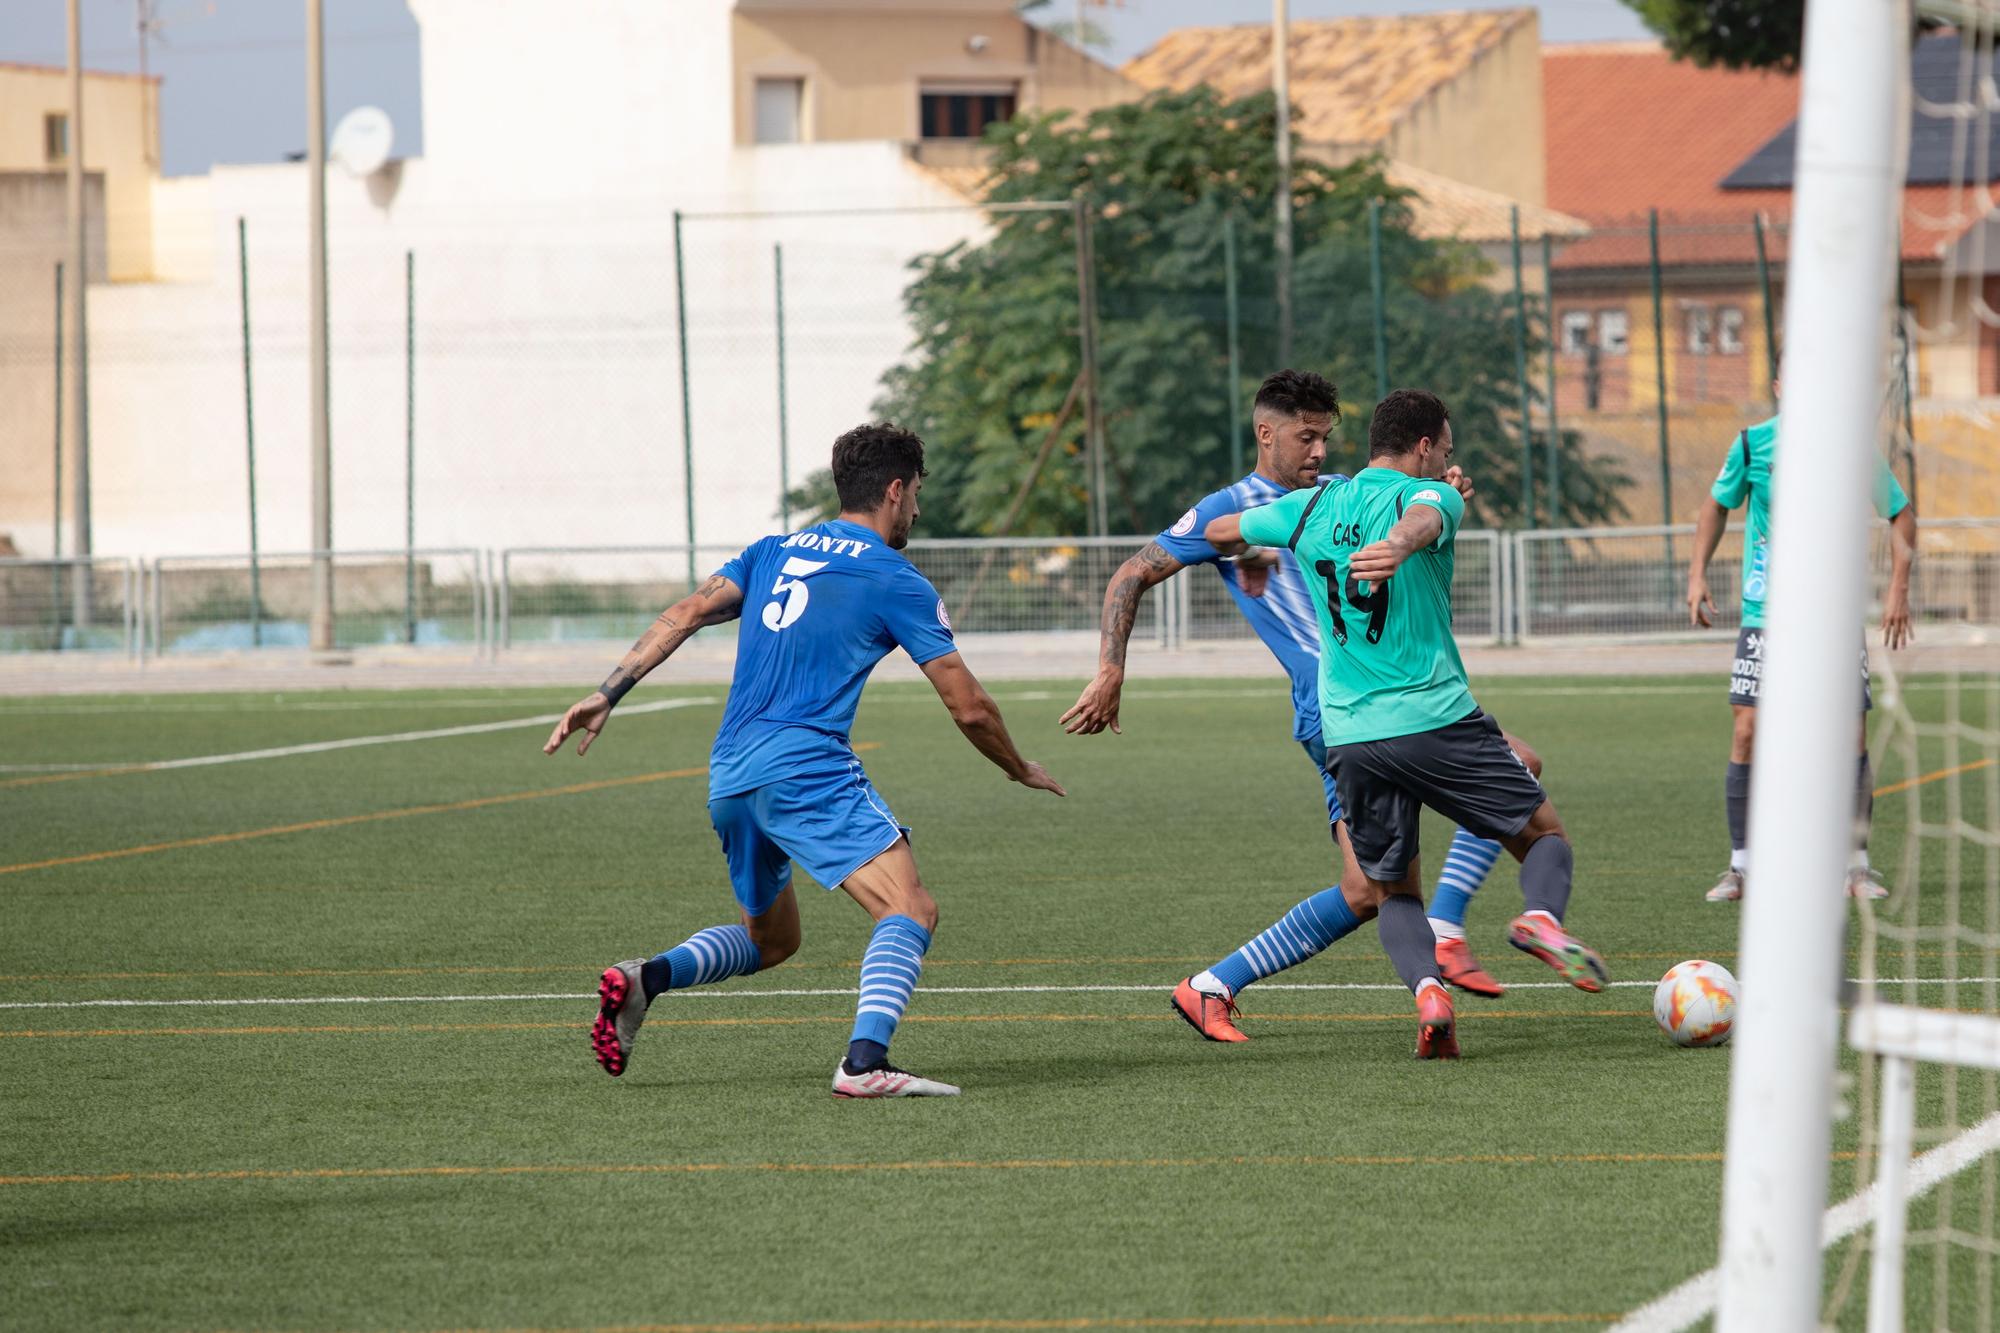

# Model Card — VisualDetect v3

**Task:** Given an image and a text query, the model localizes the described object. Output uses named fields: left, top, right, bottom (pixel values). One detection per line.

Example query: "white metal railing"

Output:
left=148, top=548, right=486, bottom=657
left=0, top=556, right=140, bottom=657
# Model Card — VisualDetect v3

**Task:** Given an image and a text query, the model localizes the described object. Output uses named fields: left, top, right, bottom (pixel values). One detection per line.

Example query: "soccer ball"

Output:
left=1653, top=960, right=1738, bottom=1047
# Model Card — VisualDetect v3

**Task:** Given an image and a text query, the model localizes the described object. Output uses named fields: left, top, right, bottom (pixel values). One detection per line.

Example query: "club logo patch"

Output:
left=1414, top=489, right=1442, bottom=503
left=1170, top=508, right=1198, bottom=537
left=937, top=599, right=953, bottom=632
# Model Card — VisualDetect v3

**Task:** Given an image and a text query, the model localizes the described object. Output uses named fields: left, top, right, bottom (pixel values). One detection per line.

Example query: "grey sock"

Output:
left=1726, top=761, right=1751, bottom=852
left=1856, top=753, right=1874, bottom=851
left=1377, top=894, right=1440, bottom=994
left=1519, top=836, right=1575, bottom=921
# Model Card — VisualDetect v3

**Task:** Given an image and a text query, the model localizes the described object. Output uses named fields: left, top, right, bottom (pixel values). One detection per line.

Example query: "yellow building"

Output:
left=0, top=60, right=159, bottom=282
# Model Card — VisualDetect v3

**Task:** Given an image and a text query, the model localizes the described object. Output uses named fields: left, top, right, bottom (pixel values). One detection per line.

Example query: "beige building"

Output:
left=0, top=61, right=160, bottom=281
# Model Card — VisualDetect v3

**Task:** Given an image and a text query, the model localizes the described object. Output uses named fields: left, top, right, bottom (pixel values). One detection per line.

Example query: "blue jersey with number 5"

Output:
left=707, top=518, right=957, bottom=799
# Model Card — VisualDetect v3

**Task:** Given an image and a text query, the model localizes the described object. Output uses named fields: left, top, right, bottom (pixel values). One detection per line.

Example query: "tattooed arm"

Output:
left=543, top=573, right=744, bottom=757
left=1059, top=541, right=1185, bottom=736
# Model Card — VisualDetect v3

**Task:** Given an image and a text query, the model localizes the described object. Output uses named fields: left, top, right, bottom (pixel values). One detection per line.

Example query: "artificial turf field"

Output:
left=1, top=673, right=1994, bottom=1331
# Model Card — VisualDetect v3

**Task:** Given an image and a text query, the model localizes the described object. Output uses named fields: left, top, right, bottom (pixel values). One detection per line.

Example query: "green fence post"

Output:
left=775, top=243, right=791, bottom=529
left=1223, top=212, right=1243, bottom=474
left=1541, top=231, right=1561, bottom=525
left=1509, top=205, right=1535, bottom=527
left=1649, top=208, right=1675, bottom=577
left=1753, top=212, right=1778, bottom=406
left=673, top=209, right=697, bottom=588
left=1368, top=198, right=1388, bottom=401
left=404, top=248, right=416, bottom=645
left=237, top=218, right=261, bottom=648
left=52, top=260, right=63, bottom=650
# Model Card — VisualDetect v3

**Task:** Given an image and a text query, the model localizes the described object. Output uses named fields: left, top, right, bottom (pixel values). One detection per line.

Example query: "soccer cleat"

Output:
left=1414, top=984, right=1459, bottom=1060
left=1507, top=913, right=1610, bottom=993
left=589, top=959, right=648, bottom=1077
left=1435, top=937, right=1505, bottom=997
left=1704, top=869, right=1746, bottom=903
left=1846, top=866, right=1890, bottom=900
left=831, top=1062, right=961, bottom=1098
left=1170, top=977, right=1248, bottom=1043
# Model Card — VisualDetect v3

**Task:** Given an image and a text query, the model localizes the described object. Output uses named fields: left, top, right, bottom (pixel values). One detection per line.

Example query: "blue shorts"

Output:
left=1300, top=732, right=1346, bottom=832
left=707, top=762, right=909, bottom=917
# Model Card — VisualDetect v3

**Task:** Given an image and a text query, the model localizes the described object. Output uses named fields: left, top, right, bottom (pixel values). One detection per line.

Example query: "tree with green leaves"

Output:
left=790, top=87, right=1627, bottom=534
left=1622, top=0, right=1807, bottom=71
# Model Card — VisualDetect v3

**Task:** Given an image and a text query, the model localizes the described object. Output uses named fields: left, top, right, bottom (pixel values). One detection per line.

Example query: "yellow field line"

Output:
left=0, top=765, right=708, bottom=877
left=0, top=1009, right=1651, bottom=1040
left=1873, top=756, right=1997, bottom=798
left=0, top=764, right=153, bottom=790
left=0, top=1146, right=1751, bottom=1189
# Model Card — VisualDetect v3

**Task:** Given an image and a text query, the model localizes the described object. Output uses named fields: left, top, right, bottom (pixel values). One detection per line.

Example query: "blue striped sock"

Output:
left=849, top=914, right=931, bottom=1049
left=1210, top=887, right=1361, bottom=995
left=647, top=924, right=761, bottom=998
left=1430, top=828, right=1505, bottom=929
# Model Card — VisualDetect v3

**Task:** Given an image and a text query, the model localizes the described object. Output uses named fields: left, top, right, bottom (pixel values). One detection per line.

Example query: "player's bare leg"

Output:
left=1502, top=802, right=1608, bottom=992
left=832, top=839, right=958, bottom=1097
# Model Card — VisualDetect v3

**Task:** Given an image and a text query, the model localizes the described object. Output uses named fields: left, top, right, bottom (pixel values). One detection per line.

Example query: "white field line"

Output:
left=0, top=698, right=717, bottom=773
left=1609, top=1109, right=2000, bottom=1332
left=3, top=976, right=1996, bottom=1012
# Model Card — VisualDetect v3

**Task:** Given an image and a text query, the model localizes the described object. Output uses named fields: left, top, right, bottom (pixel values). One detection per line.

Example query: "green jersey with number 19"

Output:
left=1239, top=468, right=1473, bottom=745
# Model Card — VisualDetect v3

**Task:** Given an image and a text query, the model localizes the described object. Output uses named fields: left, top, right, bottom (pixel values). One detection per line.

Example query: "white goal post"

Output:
left=1714, top=0, right=1911, bottom=1329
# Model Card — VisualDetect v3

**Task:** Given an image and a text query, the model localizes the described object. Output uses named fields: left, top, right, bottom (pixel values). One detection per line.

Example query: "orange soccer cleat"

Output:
left=1507, top=912, right=1609, bottom=993
left=1170, top=977, right=1248, bottom=1043
left=1414, top=983, right=1459, bottom=1060
left=1435, top=937, right=1505, bottom=997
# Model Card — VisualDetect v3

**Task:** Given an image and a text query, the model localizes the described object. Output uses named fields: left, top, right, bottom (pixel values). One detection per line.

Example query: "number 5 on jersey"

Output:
left=763, top=557, right=829, bottom=631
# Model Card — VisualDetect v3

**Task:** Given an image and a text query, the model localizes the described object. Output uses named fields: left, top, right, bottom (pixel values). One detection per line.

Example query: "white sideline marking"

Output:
left=0, top=698, right=717, bottom=774
left=1609, top=1110, right=2000, bottom=1332
left=3, top=976, right=1995, bottom=1011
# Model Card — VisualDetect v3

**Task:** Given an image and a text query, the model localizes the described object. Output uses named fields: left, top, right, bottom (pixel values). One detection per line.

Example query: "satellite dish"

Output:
left=330, top=106, right=394, bottom=178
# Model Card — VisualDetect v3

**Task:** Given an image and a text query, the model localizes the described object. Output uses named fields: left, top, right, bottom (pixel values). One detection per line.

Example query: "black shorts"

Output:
left=1728, top=626, right=1872, bottom=711
left=1328, top=710, right=1545, bottom=882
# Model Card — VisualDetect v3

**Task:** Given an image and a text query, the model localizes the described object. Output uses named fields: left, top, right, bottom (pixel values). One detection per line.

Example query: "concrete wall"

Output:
left=1380, top=19, right=1545, bottom=209
left=0, top=65, right=158, bottom=280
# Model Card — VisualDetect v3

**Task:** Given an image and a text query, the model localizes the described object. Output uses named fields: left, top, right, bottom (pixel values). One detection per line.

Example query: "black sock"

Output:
left=1856, top=753, right=1874, bottom=852
left=844, top=1039, right=889, bottom=1075
left=1376, top=895, right=1440, bottom=994
left=1726, top=761, right=1751, bottom=854
left=1519, top=836, right=1574, bottom=921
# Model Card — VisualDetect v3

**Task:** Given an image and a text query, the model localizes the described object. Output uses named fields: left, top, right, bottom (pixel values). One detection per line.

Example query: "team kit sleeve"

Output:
left=1401, top=478, right=1465, bottom=550
left=1872, top=456, right=1912, bottom=520
left=1712, top=436, right=1751, bottom=510
left=883, top=566, right=959, bottom=666
left=716, top=537, right=767, bottom=592
left=1151, top=487, right=1240, bottom=565
left=1239, top=486, right=1321, bottom=551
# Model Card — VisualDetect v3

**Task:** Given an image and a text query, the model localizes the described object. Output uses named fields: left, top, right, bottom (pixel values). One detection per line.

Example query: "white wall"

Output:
left=2, top=1, right=990, bottom=563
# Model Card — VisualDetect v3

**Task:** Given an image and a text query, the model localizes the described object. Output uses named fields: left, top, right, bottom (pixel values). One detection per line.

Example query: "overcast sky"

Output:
left=0, top=1, right=1652, bottom=178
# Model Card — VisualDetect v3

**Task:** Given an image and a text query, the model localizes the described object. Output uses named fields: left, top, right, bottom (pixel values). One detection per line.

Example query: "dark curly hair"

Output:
left=1368, top=389, right=1450, bottom=459
left=1252, top=369, right=1340, bottom=421
left=831, top=422, right=928, bottom=512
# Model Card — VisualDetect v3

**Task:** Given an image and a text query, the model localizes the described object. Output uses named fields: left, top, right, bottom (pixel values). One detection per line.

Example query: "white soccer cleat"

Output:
left=830, top=1061, right=961, bottom=1099
left=1846, top=866, right=1890, bottom=900
left=1704, top=869, right=1745, bottom=903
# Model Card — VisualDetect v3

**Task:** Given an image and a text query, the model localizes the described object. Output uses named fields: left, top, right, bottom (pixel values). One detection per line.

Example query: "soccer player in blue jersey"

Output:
left=545, top=423, right=1065, bottom=1098
left=1060, top=371, right=1531, bottom=1040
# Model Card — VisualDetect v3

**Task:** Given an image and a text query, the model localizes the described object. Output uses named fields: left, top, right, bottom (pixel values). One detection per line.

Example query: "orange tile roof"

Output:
left=1544, top=43, right=1962, bottom=268
left=1123, top=9, right=1535, bottom=147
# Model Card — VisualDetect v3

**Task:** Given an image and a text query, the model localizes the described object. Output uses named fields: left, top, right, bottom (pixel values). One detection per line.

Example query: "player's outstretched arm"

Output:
left=1685, top=498, right=1730, bottom=628
left=1060, top=541, right=1183, bottom=736
left=1350, top=507, right=1444, bottom=583
left=923, top=651, right=1066, bottom=795
left=542, top=573, right=744, bottom=757
left=1883, top=502, right=1917, bottom=649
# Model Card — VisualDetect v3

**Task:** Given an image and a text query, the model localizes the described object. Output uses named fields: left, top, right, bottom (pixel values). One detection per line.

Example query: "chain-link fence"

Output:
left=149, top=548, right=485, bottom=655
left=0, top=556, right=138, bottom=654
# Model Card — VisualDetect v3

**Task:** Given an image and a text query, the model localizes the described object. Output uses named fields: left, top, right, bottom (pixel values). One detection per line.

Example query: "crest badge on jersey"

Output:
left=1170, top=508, right=1198, bottom=537
left=1414, top=489, right=1442, bottom=504
left=937, top=599, right=953, bottom=632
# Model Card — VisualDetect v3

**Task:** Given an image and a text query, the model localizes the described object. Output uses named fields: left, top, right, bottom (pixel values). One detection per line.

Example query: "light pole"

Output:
left=306, top=0, right=333, bottom=649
